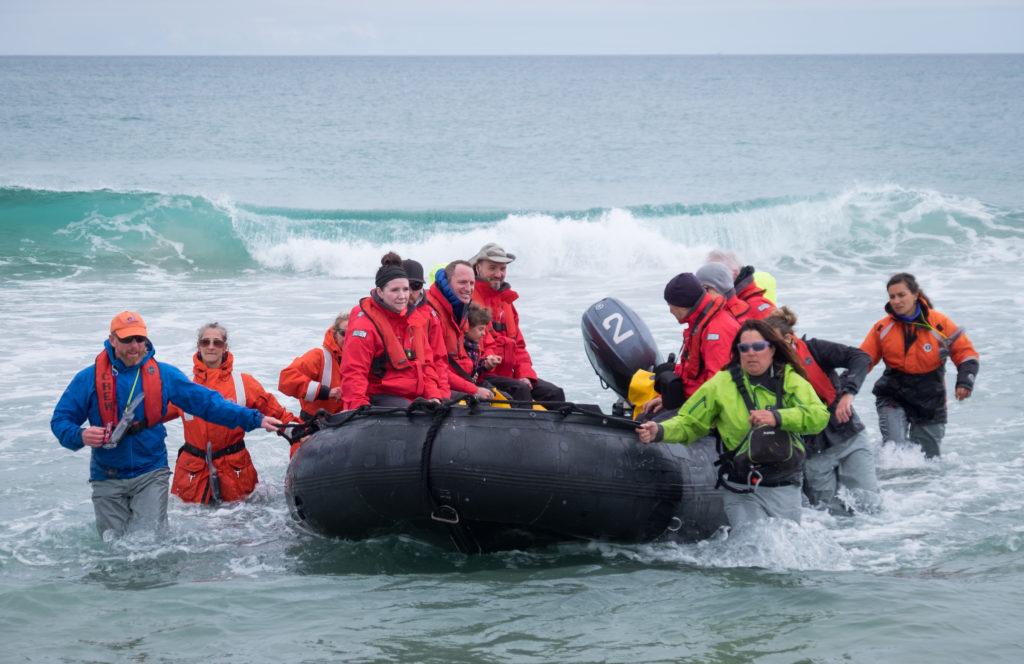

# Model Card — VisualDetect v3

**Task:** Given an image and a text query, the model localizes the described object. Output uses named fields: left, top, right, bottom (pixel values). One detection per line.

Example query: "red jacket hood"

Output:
left=322, top=327, right=344, bottom=357
left=683, top=292, right=723, bottom=327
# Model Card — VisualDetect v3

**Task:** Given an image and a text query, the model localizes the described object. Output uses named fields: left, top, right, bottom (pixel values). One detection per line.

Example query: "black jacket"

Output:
left=802, top=336, right=871, bottom=450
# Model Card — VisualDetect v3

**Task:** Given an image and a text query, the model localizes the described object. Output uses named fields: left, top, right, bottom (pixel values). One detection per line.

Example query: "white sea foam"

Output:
left=214, top=184, right=1023, bottom=280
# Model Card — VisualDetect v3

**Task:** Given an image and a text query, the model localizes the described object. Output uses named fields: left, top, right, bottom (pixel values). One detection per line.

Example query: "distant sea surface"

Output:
left=1, top=56, right=1023, bottom=663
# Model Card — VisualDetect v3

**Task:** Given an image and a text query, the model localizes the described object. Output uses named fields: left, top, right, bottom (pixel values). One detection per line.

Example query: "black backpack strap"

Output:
left=729, top=365, right=757, bottom=413
left=447, top=354, right=476, bottom=382
left=731, top=364, right=786, bottom=412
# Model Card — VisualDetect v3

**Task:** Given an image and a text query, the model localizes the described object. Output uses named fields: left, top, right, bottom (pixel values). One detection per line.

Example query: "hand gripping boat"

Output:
left=282, top=298, right=726, bottom=553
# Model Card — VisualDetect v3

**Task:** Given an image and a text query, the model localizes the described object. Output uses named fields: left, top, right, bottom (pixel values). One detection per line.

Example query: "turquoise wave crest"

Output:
left=1, top=185, right=1020, bottom=279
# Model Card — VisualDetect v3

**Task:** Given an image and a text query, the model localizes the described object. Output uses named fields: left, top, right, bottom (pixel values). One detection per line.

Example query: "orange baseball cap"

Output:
left=110, top=311, right=148, bottom=338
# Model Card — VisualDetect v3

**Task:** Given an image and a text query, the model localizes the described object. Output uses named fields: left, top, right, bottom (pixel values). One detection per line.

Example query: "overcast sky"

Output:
left=2, top=0, right=1021, bottom=55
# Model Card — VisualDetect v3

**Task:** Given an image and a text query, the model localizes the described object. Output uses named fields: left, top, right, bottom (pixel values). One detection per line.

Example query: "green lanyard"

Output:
left=123, top=366, right=142, bottom=416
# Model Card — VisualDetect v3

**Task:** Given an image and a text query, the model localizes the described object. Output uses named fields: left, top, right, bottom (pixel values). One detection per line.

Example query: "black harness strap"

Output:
left=178, top=440, right=246, bottom=460
left=448, top=354, right=477, bottom=383
left=715, top=366, right=786, bottom=494
left=414, top=400, right=481, bottom=554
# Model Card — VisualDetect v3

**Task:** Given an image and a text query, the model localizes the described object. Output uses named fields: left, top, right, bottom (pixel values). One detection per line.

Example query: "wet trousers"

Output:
left=877, top=404, right=945, bottom=458
left=720, top=480, right=802, bottom=528
left=803, top=431, right=880, bottom=514
left=91, top=467, right=170, bottom=539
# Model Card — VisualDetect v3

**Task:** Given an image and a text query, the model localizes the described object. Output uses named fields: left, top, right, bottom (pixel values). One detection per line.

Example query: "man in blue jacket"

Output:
left=51, top=311, right=282, bottom=539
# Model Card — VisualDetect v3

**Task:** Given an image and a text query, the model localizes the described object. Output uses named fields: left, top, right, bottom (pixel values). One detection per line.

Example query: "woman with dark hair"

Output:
left=766, top=307, right=879, bottom=514
left=860, top=273, right=979, bottom=458
left=637, top=319, right=829, bottom=527
left=340, top=252, right=445, bottom=409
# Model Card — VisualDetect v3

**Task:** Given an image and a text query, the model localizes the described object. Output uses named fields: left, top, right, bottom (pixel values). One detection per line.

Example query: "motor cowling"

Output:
left=581, top=297, right=663, bottom=399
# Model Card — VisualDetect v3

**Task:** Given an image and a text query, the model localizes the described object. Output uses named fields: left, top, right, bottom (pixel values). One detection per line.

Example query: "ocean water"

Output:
left=1, top=55, right=1023, bottom=662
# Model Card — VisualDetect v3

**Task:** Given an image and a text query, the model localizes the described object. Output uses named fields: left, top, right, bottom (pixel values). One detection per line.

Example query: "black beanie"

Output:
left=401, top=259, right=425, bottom=286
left=663, top=272, right=704, bottom=308
left=375, top=264, right=408, bottom=289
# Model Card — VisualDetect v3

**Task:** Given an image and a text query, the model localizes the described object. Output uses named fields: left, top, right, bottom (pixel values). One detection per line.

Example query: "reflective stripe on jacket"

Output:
left=169, top=352, right=297, bottom=503
left=674, top=293, right=741, bottom=399
left=51, top=340, right=263, bottom=481
left=176, top=351, right=297, bottom=452
left=278, top=328, right=344, bottom=416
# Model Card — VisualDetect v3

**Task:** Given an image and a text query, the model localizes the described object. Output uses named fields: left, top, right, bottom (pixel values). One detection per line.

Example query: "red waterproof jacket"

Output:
left=278, top=329, right=344, bottom=417
left=724, top=295, right=751, bottom=323
left=735, top=281, right=776, bottom=320
left=425, top=284, right=479, bottom=394
left=170, top=352, right=297, bottom=503
left=409, top=296, right=453, bottom=398
left=340, top=295, right=443, bottom=409
left=675, top=293, right=741, bottom=399
left=472, top=280, right=537, bottom=381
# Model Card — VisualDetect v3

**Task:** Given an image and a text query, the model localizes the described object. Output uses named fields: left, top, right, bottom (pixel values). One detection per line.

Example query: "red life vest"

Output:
left=358, top=296, right=430, bottom=391
left=94, top=350, right=163, bottom=429
left=792, top=338, right=838, bottom=405
left=679, top=293, right=725, bottom=383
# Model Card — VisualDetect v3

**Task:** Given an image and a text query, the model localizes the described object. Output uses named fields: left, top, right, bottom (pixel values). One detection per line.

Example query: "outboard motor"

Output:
left=581, top=297, right=663, bottom=399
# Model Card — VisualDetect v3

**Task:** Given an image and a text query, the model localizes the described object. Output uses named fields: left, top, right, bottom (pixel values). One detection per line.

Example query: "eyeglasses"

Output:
left=737, top=341, right=771, bottom=353
left=116, top=335, right=147, bottom=344
left=199, top=338, right=226, bottom=348
left=334, top=329, right=346, bottom=337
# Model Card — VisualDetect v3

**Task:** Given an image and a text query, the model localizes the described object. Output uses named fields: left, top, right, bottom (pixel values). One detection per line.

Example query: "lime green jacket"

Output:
left=660, top=364, right=829, bottom=450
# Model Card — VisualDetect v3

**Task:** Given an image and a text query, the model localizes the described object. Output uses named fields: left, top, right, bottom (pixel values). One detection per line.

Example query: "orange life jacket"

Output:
left=94, top=350, right=163, bottom=429
left=792, top=337, right=837, bottom=405
left=180, top=352, right=248, bottom=452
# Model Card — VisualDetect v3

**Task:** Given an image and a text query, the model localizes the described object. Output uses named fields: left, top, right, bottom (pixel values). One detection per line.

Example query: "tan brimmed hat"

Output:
left=470, top=242, right=516, bottom=266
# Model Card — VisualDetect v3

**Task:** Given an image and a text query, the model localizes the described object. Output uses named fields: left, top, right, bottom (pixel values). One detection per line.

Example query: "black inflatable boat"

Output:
left=283, top=297, right=726, bottom=552
left=285, top=402, right=724, bottom=552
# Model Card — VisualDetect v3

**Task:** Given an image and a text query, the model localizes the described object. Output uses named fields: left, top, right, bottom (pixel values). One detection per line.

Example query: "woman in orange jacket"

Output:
left=170, top=323, right=298, bottom=504
left=860, top=273, right=979, bottom=458
left=278, top=313, right=348, bottom=419
left=340, top=252, right=445, bottom=409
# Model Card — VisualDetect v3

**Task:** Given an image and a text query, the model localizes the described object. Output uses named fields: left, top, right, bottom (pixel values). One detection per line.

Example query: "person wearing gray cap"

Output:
left=470, top=242, right=566, bottom=405
left=696, top=262, right=751, bottom=323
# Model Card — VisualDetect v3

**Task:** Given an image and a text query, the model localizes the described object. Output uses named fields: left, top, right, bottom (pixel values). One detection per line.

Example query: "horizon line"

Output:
left=1, top=51, right=1022, bottom=58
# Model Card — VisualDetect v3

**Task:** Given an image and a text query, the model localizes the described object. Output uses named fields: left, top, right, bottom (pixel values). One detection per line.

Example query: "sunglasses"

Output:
left=737, top=341, right=771, bottom=353
left=116, top=335, right=147, bottom=344
left=334, top=328, right=346, bottom=337
left=199, top=338, right=226, bottom=348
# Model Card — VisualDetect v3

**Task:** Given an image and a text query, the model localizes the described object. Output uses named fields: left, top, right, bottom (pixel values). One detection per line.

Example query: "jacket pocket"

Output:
left=214, top=447, right=258, bottom=502
left=171, top=451, right=210, bottom=504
